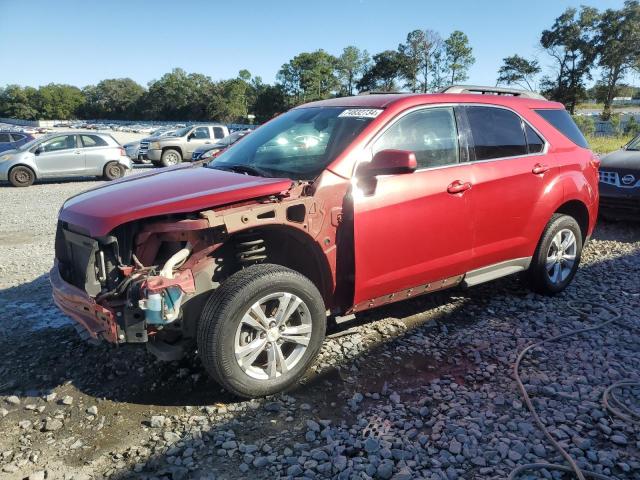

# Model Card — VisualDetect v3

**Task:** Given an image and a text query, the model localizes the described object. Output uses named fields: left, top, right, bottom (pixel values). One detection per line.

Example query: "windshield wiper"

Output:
left=214, top=164, right=271, bottom=178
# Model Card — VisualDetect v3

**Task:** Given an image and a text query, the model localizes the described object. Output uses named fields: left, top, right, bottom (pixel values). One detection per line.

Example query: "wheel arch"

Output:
left=225, top=224, right=334, bottom=307
left=9, top=163, right=38, bottom=180
left=162, top=145, right=183, bottom=159
left=554, top=199, right=590, bottom=242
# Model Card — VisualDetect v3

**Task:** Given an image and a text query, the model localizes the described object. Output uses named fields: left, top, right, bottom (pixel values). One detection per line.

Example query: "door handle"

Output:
left=74, top=150, right=82, bottom=155
left=447, top=180, right=472, bottom=194
left=532, top=163, right=549, bottom=174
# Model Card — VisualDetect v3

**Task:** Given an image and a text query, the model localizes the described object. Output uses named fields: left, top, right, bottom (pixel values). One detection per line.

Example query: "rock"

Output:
left=377, top=460, right=394, bottom=479
left=28, top=471, right=46, bottom=480
left=449, top=440, right=462, bottom=455
left=610, top=435, right=627, bottom=445
left=44, top=418, right=63, bottom=431
left=306, top=419, right=320, bottom=432
left=0, top=408, right=7, bottom=417
left=252, top=456, right=270, bottom=468
left=163, top=431, right=181, bottom=444
left=60, top=395, right=73, bottom=406
left=6, top=395, right=20, bottom=405
left=87, top=405, right=98, bottom=415
left=19, top=420, right=32, bottom=429
left=264, top=401, right=282, bottom=412
left=44, top=393, right=56, bottom=403
left=364, top=437, right=380, bottom=453
left=150, top=415, right=165, bottom=428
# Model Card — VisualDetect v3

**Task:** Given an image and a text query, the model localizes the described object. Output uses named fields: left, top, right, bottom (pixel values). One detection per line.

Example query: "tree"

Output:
left=625, top=115, right=640, bottom=136
left=83, top=78, right=145, bottom=119
left=595, top=1, right=640, bottom=119
left=335, top=46, right=370, bottom=96
left=277, top=50, right=339, bottom=104
left=398, top=29, right=442, bottom=93
left=540, top=7, right=599, bottom=114
left=497, top=55, right=541, bottom=91
left=142, top=68, right=215, bottom=120
left=443, top=31, right=475, bottom=85
left=0, top=85, right=39, bottom=120
left=34, top=83, right=85, bottom=119
left=253, top=84, right=287, bottom=122
left=357, top=50, right=404, bottom=92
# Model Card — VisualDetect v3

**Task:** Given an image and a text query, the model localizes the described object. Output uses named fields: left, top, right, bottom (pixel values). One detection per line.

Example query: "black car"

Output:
left=599, top=133, right=640, bottom=220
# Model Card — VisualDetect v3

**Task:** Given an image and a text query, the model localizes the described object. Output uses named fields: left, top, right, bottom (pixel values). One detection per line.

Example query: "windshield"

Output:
left=173, top=126, right=192, bottom=137
left=18, top=136, right=47, bottom=151
left=207, top=107, right=378, bottom=180
left=627, top=134, right=640, bottom=151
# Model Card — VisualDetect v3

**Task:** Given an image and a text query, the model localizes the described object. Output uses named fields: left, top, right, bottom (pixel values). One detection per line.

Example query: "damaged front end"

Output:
left=51, top=181, right=332, bottom=360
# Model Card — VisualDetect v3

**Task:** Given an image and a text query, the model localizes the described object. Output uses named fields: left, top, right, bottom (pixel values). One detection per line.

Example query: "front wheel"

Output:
left=9, top=166, right=35, bottom=187
left=197, top=264, right=326, bottom=398
left=527, top=214, right=583, bottom=295
left=160, top=149, right=181, bottom=167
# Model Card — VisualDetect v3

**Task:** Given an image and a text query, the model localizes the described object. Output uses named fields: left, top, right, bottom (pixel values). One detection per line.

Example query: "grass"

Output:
left=585, top=135, right=633, bottom=154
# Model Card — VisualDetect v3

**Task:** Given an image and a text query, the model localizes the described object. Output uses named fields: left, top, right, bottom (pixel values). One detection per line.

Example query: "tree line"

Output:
left=1, top=1, right=638, bottom=123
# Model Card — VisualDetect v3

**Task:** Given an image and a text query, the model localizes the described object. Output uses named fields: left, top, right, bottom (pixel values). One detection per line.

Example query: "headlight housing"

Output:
left=201, top=149, right=220, bottom=159
left=150, top=141, right=161, bottom=149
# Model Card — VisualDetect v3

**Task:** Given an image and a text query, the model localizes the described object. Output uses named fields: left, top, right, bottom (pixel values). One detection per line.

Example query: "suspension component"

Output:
left=235, top=231, right=267, bottom=266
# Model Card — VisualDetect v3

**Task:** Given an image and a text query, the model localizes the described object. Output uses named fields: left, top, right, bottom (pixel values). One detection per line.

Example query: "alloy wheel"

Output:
left=234, top=292, right=312, bottom=380
left=545, top=228, right=577, bottom=285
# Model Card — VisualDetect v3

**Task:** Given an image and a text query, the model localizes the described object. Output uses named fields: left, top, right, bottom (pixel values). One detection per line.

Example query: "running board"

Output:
left=462, top=257, right=531, bottom=287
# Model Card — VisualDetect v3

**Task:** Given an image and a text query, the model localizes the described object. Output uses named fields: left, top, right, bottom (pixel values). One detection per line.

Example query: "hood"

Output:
left=600, top=149, right=640, bottom=170
left=59, top=165, right=292, bottom=237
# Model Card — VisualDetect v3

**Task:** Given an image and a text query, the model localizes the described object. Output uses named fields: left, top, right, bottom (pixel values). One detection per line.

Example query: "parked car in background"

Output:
left=142, top=124, right=229, bottom=166
left=599, top=133, right=640, bottom=220
left=0, top=131, right=35, bottom=153
left=51, top=86, right=599, bottom=398
left=190, top=130, right=251, bottom=161
left=0, top=132, right=131, bottom=187
left=124, top=129, right=178, bottom=164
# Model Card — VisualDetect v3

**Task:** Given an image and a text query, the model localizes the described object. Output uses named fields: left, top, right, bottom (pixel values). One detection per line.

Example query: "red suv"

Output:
left=51, top=86, right=599, bottom=398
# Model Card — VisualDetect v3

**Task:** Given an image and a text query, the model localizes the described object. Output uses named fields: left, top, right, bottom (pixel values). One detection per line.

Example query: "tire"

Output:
left=527, top=214, right=583, bottom=295
left=151, top=160, right=162, bottom=167
left=160, top=149, right=181, bottom=167
left=103, top=162, right=125, bottom=181
left=9, top=166, right=35, bottom=187
left=197, top=264, right=326, bottom=398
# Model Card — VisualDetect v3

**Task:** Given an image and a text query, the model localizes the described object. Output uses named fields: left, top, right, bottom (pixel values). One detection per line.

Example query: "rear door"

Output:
left=35, top=135, right=85, bottom=176
left=352, top=106, right=474, bottom=306
left=185, top=126, right=212, bottom=157
left=80, top=134, right=112, bottom=174
left=462, top=105, right=553, bottom=271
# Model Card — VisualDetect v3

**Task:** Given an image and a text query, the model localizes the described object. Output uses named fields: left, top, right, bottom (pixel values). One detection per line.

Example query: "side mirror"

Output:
left=34, top=147, right=43, bottom=155
left=187, top=132, right=196, bottom=140
left=357, top=149, right=417, bottom=177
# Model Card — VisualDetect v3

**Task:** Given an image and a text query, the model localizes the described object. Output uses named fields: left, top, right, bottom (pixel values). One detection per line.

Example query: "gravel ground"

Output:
left=0, top=176, right=638, bottom=480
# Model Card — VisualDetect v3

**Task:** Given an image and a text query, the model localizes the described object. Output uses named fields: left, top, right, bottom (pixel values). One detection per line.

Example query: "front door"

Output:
left=352, top=106, right=474, bottom=306
left=35, top=135, right=85, bottom=176
left=185, top=126, right=212, bottom=157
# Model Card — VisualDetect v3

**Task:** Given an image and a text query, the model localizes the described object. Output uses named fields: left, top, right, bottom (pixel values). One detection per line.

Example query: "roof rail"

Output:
left=440, top=85, right=546, bottom=100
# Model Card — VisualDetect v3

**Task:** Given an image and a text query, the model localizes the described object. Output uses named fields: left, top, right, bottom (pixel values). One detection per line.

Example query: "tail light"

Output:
left=589, top=153, right=600, bottom=170
left=119, top=147, right=126, bottom=156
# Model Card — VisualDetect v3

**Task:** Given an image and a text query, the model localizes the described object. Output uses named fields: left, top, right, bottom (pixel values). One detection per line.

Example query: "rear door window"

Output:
left=81, top=135, right=108, bottom=147
left=465, top=106, right=527, bottom=160
left=373, top=107, right=460, bottom=169
left=525, top=125, right=545, bottom=154
left=213, top=127, right=225, bottom=139
left=534, top=109, right=588, bottom=148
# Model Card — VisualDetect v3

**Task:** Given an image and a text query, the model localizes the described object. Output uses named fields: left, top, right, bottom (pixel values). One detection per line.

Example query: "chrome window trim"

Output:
left=357, top=102, right=550, bottom=175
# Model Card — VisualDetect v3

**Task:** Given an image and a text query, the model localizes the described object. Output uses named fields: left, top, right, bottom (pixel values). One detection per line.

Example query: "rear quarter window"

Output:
left=534, top=109, right=588, bottom=148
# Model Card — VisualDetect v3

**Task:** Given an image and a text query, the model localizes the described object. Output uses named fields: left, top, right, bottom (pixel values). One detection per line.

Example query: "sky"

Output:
left=0, top=0, right=637, bottom=89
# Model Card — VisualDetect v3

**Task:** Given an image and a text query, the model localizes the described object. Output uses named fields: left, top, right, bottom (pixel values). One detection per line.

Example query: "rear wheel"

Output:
left=103, top=162, right=125, bottom=181
left=197, top=264, right=326, bottom=398
left=9, top=166, right=35, bottom=187
left=160, top=149, right=181, bottom=167
left=527, top=214, right=582, bottom=295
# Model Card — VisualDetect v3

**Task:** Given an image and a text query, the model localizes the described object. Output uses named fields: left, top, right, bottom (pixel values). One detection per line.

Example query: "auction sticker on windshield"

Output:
left=338, top=109, right=383, bottom=118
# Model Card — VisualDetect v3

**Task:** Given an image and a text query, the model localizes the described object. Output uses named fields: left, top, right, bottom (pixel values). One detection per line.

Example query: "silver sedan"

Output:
left=0, top=132, right=132, bottom=187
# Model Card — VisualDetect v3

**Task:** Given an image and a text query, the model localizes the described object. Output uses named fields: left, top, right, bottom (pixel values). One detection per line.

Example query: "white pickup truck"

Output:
left=142, top=124, right=229, bottom=167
